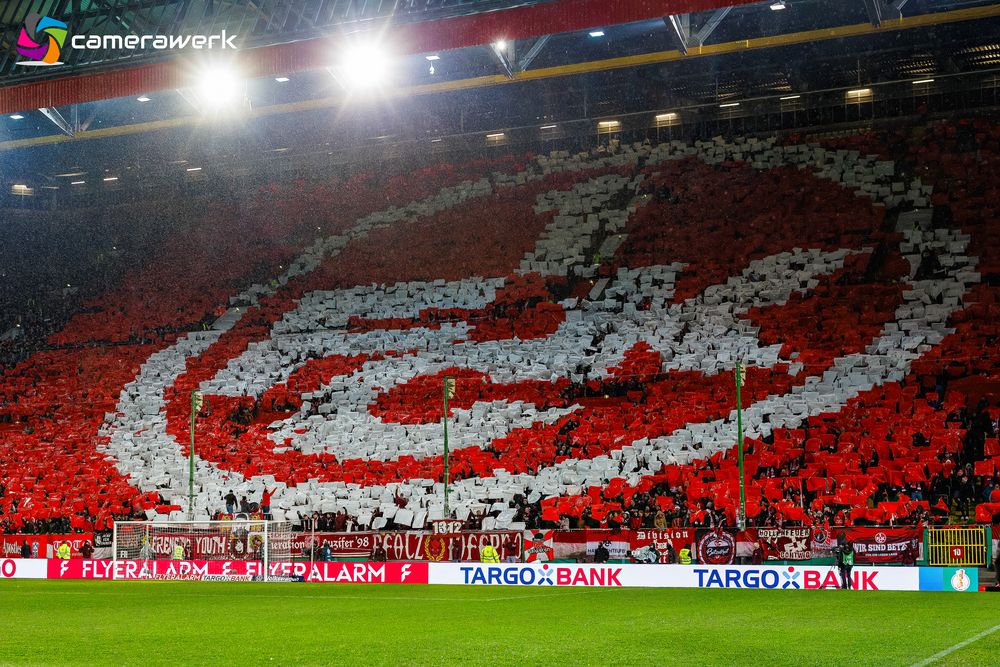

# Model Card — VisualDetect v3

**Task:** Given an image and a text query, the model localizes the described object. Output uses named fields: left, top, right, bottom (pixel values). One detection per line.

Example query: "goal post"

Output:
left=112, top=520, right=292, bottom=581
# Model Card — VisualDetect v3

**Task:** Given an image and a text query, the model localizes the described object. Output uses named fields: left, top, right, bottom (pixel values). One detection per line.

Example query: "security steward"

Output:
left=480, top=543, right=501, bottom=563
left=678, top=544, right=693, bottom=565
left=56, top=541, right=72, bottom=560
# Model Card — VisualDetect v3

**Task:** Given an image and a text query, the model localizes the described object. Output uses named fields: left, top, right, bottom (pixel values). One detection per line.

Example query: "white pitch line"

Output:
left=5, top=586, right=618, bottom=604
left=909, top=623, right=1000, bottom=667
left=148, top=587, right=618, bottom=603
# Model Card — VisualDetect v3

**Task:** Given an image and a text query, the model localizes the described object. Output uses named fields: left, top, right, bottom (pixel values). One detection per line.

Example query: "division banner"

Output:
left=841, top=527, right=921, bottom=564
left=629, top=529, right=695, bottom=563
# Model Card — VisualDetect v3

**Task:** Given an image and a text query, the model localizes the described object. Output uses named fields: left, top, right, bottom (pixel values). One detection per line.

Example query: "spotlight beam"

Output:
left=489, top=42, right=515, bottom=79
left=516, top=35, right=550, bottom=73
left=38, top=107, right=75, bottom=137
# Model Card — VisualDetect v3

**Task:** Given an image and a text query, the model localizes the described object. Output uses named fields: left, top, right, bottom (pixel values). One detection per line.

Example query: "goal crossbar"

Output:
left=113, top=520, right=292, bottom=582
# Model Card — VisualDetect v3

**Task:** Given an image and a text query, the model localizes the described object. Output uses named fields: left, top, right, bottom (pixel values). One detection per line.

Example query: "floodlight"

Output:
left=339, top=42, right=392, bottom=90
left=195, top=63, right=244, bottom=110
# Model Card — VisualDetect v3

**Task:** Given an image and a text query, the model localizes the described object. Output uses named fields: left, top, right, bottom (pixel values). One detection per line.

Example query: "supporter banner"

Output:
left=289, top=531, right=521, bottom=561
left=841, top=527, right=921, bottom=564
left=375, top=531, right=521, bottom=562
left=432, top=520, right=464, bottom=535
left=428, top=563, right=975, bottom=592
left=694, top=528, right=737, bottom=565
left=0, top=535, right=47, bottom=559
left=290, top=533, right=375, bottom=559
left=523, top=530, right=554, bottom=562
left=629, top=529, right=695, bottom=564
left=551, top=530, right=630, bottom=561
left=44, top=534, right=94, bottom=559
left=808, top=526, right=840, bottom=559
left=1, top=535, right=94, bottom=559
left=46, top=559, right=428, bottom=584
left=754, top=527, right=812, bottom=561
left=147, top=530, right=268, bottom=561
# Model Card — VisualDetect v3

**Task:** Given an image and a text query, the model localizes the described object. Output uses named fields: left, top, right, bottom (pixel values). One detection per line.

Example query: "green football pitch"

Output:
left=1, top=580, right=998, bottom=666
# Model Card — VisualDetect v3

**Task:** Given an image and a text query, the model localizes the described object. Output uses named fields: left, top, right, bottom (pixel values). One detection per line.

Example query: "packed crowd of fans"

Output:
left=1, top=118, right=998, bottom=539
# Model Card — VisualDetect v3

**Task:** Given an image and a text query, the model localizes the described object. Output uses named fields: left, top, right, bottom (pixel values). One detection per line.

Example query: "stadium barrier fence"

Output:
left=926, top=526, right=989, bottom=566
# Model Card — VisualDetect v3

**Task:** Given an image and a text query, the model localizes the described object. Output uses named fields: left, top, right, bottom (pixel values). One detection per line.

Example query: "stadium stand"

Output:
left=1, top=119, right=998, bottom=540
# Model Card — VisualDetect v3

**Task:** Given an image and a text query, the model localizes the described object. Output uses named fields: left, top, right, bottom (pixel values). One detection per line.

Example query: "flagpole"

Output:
left=189, top=390, right=198, bottom=521
left=443, top=377, right=452, bottom=518
left=735, top=362, right=746, bottom=530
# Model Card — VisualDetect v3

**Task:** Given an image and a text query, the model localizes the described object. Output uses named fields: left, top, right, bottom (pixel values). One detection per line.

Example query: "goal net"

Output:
left=113, top=520, right=292, bottom=577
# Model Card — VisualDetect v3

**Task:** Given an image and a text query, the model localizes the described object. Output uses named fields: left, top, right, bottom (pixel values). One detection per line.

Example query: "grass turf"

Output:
left=0, top=580, right=998, bottom=666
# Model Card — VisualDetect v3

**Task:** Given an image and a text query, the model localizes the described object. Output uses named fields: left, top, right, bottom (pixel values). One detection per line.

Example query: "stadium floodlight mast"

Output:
left=189, top=390, right=203, bottom=519
left=734, top=362, right=747, bottom=529
left=442, top=376, right=456, bottom=517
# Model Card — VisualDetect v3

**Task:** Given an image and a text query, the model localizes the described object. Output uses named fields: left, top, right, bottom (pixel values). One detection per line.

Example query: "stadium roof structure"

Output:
left=1, top=0, right=999, bottom=197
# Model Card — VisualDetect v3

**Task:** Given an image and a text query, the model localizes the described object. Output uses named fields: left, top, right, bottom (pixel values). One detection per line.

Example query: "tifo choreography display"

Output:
left=97, top=136, right=982, bottom=529
left=1, top=126, right=999, bottom=550
left=5, top=3, right=1000, bottom=664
